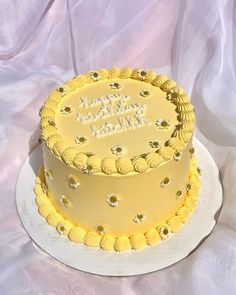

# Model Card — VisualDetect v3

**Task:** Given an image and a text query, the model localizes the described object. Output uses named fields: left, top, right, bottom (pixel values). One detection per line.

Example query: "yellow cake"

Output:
left=35, top=67, right=200, bottom=251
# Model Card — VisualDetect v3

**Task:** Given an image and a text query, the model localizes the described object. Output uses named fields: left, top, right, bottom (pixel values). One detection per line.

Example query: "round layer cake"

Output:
left=35, top=67, right=200, bottom=251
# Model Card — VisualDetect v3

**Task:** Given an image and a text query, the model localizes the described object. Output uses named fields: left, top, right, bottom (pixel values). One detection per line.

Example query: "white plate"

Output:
left=16, top=137, right=222, bottom=276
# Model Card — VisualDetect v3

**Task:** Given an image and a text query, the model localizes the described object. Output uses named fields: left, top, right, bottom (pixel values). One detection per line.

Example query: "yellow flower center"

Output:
left=176, top=190, right=182, bottom=197
left=161, top=121, right=168, bottom=127
left=97, top=225, right=104, bottom=232
left=163, top=228, right=169, bottom=235
left=60, top=226, right=65, bottom=231
left=62, top=198, right=68, bottom=204
left=116, top=147, right=122, bottom=153
left=69, top=178, right=76, bottom=185
left=172, top=92, right=178, bottom=99
left=190, top=148, right=195, bottom=154
left=64, top=106, right=71, bottom=112
left=186, top=184, right=191, bottom=191
left=87, top=165, right=93, bottom=171
left=48, top=119, right=55, bottom=127
left=110, top=196, right=117, bottom=203
left=163, top=178, right=169, bottom=184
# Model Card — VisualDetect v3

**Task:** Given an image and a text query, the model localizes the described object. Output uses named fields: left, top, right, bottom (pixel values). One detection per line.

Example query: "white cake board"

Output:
left=16, top=137, right=222, bottom=276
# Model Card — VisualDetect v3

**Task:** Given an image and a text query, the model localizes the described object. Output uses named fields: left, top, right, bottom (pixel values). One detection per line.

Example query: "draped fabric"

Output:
left=0, top=0, right=236, bottom=294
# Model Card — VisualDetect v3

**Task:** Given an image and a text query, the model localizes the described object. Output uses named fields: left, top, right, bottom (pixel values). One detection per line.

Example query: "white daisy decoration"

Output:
left=197, top=167, right=201, bottom=175
left=57, top=224, right=67, bottom=235
left=149, top=140, right=161, bottom=150
left=90, top=71, right=101, bottom=81
left=60, top=195, right=71, bottom=208
left=173, top=151, right=182, bottom=161
left=86, top=152, right=95, bottom=157
left=82, top=164, right=97, bottom=175
left=57, top=87, right=68, bottom=97
left=155, top=119, right=172, bottom=130
left=56, top=222, right=71, bottom=235
left=189, top=147, right=195, bottom=154
left=106, top=193, right=120, bottom=207
left=67, top=174, right=80, bottom=189
left=166, top=88, right=180, bottom=101
left=140, top=89, right=151, bottom=98
left=186, top=183, right=191, bottom=192
left=133, top=213, right=146, bottom=224
left=160, top=177, right=172, bottom=188
left=96, top=224, right=106, bottom=234
left=41, top=183, right=48, bottom=194
left=175, top=190, right=183, bottom=199
left=46, top=118, right=56, bottom=127
left=159, top=225, right=171, bottom=240
left=75, top=135, right=88, bottom=145
left=60, top=105, right=73, bottom=115
left=111, top=144, right=127, bottom=156
left=45, top=169, right=52, bottom=180
left=137, top=70, right=148, bottom=80
left=110, top=82, right=121, bottom=89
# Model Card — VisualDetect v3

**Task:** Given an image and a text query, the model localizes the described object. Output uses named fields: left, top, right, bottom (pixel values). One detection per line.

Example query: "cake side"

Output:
left=41, top=139, right=193, bottom=236
left=35, top=156, right=200, bottom=251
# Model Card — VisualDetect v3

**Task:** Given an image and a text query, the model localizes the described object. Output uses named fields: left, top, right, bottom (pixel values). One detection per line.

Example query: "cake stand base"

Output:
left=16, top=137, right=222, bottom=276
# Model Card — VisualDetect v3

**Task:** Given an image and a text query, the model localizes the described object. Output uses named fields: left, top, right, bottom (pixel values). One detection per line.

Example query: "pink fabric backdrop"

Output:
left=1, top=0, right=236, bottom=294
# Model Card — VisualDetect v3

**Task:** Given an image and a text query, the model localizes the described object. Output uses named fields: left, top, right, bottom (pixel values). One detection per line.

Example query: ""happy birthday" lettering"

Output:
left=76, top=93, right=151, bottom=138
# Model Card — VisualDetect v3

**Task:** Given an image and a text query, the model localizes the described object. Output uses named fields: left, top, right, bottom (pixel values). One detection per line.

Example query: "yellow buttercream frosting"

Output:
left=101, top=158, right=117, bottom=174
left=116, top=158, right=133, bottom=174
left=35, top=194, right=49, bottom=207
left=40, top=107, right=55, bottom=118
left=73, top=153, right=88, bottom=169
left=119, top=67, right=133, bottom=79
left=68, top=227, right=86, bottom=243
left=132, top=157, right=148, bottom=173
left=47, top=134, right=63, bottom=149
left=44, top=98, right=58, bottom=109
left=145, top=153, right=163, bottom=168
left=46, top=212, right=61, bottom=226
left=84, top=231, right=101, bottom=247
left=61, top=147, right=78, bottom=165
left=87, top=156, right=102, bottom=171
left=35, top=67, right=200, bottom=251
left=167, top=215, right=182, bottom=233
left=151, top=75, right=167, bottom=86
left=130, top=234, right=146, bottom=250
left=38, top=204, right=52, bottom=218
left=114, top=236, right=131, bottom=252
left=145, top=229, right=161, bottom=246
left=176, top=206, right=191, bottom=223
left=160, top=79, right=176, bottom=92
left=100, top=235, right=116, bottom=250
left=53, top=141, right=68, bottom=157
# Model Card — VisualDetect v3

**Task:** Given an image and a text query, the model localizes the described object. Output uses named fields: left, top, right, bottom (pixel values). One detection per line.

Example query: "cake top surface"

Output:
left=40, top=67, right=195, bottom=175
